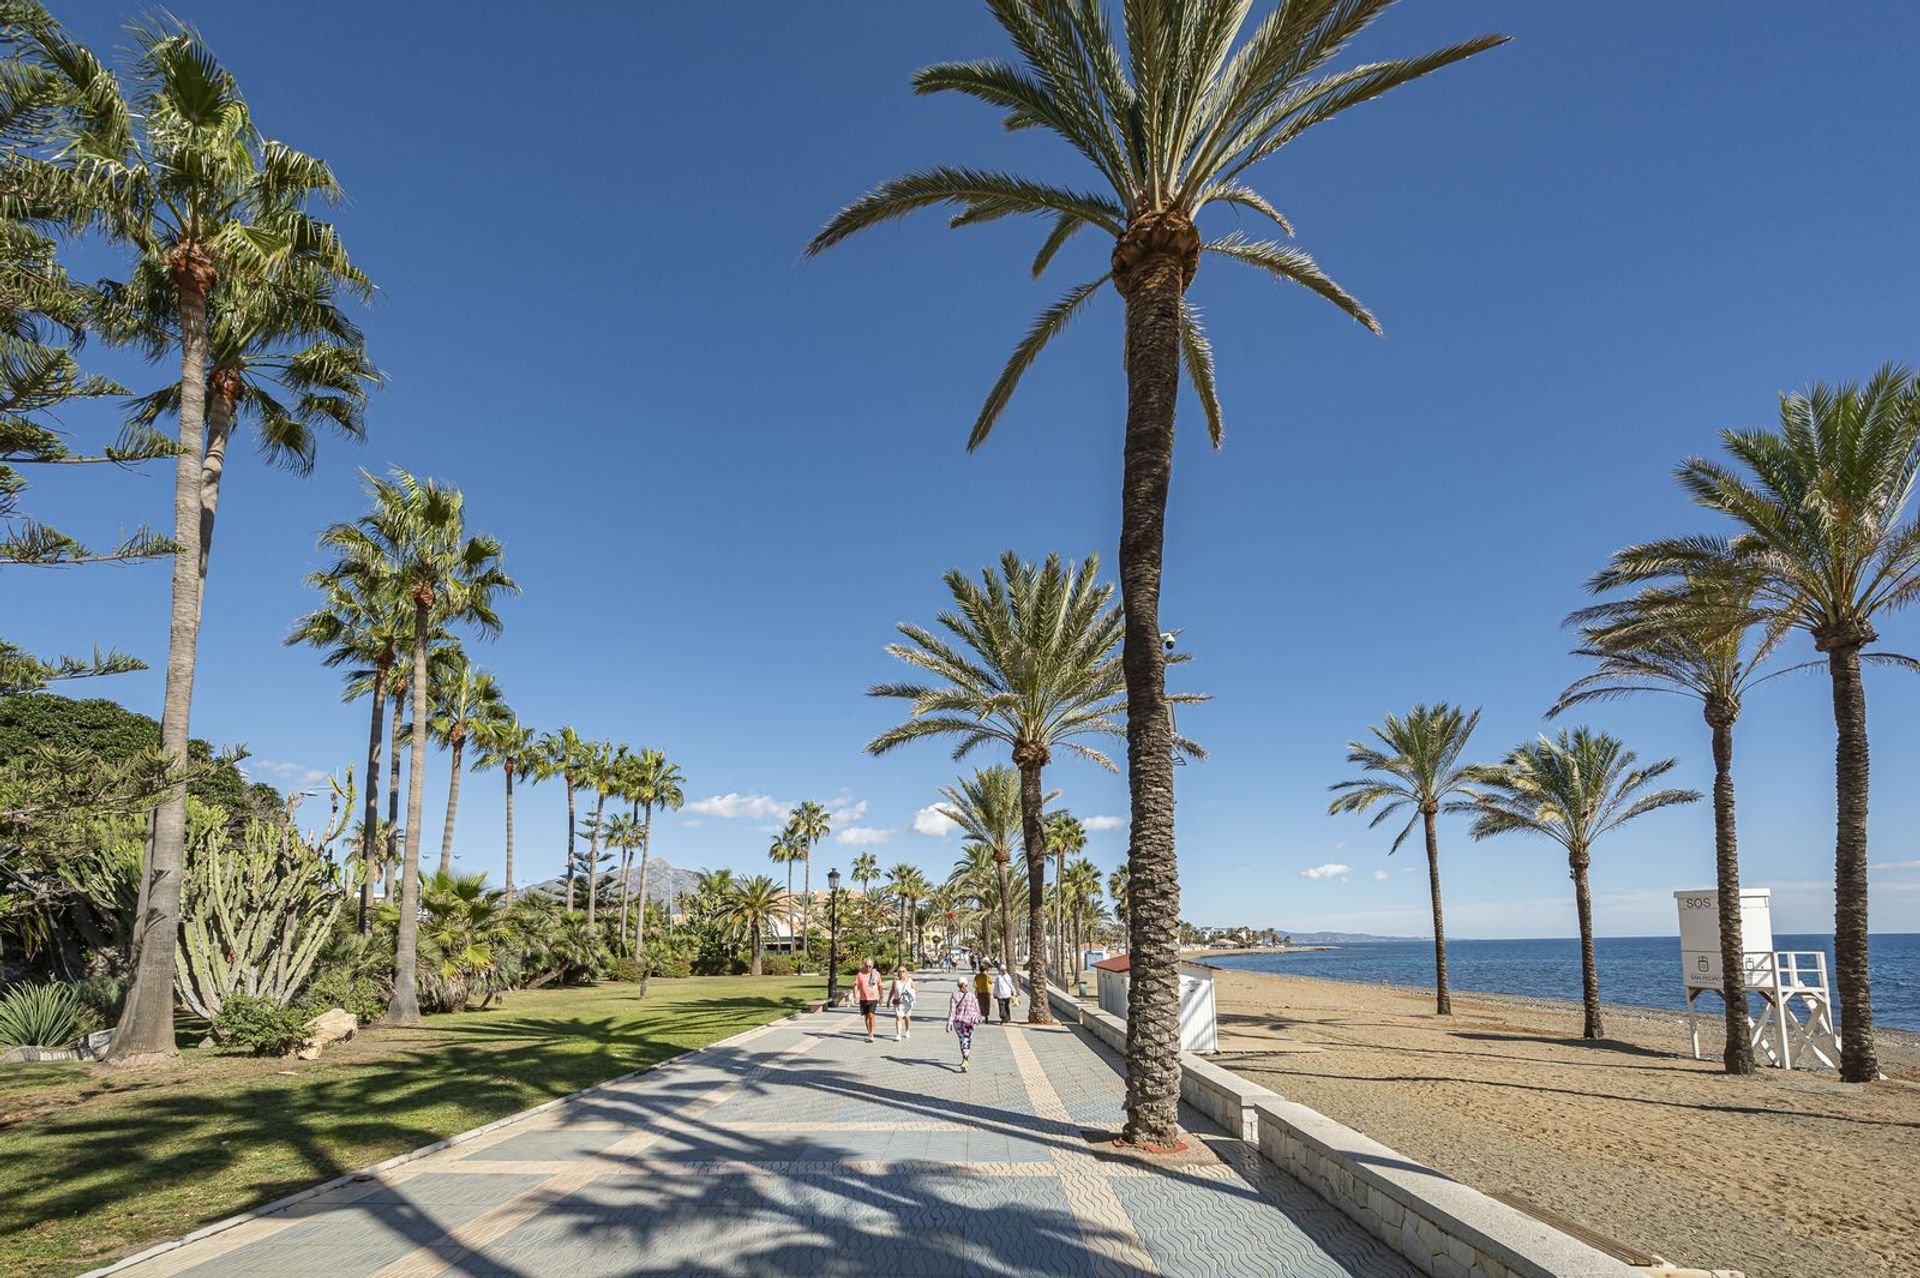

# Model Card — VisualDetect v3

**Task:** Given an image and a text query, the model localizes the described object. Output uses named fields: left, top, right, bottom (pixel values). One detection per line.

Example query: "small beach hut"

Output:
left=1092, top=954, right=1220, bottom=1054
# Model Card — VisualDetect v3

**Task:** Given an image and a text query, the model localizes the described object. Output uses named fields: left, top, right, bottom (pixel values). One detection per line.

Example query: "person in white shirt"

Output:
left=886, top=968, right=917, bottom=1041
left=990, top=968, right=1016, bottom=1023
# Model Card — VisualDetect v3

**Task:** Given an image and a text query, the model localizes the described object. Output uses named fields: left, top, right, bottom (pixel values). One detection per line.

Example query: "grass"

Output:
left=0, top=975, right=816, bottom=1278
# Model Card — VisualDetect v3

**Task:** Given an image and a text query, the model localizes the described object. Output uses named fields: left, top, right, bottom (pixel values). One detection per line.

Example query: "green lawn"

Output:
left=0, top=976, right=816, bottom=1278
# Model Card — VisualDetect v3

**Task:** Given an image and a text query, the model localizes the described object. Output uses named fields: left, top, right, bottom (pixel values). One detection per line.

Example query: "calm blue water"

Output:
left=1204, top=934, right=1920, bottom=1032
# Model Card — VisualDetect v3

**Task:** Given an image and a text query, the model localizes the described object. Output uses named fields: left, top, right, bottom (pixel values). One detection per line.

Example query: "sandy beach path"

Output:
left=1205, top=966, right=1920, bottom=1278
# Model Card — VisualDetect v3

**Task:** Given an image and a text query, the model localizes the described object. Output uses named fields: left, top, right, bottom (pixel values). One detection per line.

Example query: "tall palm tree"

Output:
left=1554, top=573, right=1791, bottom=1074
left=887, top=863, right=930, bottom=966
left=20, top=14, right=371, bottom=1064
left=1466, top=728, right=1699, bottom=1040
left=728, top=875, right=785, bottom=977
left=786, top=799, right=830, bottom=954
left=937, top=767, right=1025, bottom=975
left=1327, top=703, right=1481, bottom=1015
left=870, top=552, right=1174, bottom=1024
left=626, top=748, right=684, bottom=958
left=1595, top=367, right=1920, bottom=1082
left=318, top=467, right=516, bottom=1025
left=769, top=829, right=801, bottom=949
left=537, top=725, right=589, bottom=911
left=851, top=851, right=880, bottom=899
left=579, top=741, right=623, bottom=929
left=286, top=569, right=406, bottom=931
left=428, top=656, right=505, bottom=875
left=1064, top=857, right=1104, bottom=969
left=1108, top=863, right=1129, bottom=930
left=811, top=0, right=1506, bottom=1147
left=604, top=811, right=643, bottom=950
left=1045, top=811, right=1087, bottom=980
left=471, top=715, right=535, bottom=903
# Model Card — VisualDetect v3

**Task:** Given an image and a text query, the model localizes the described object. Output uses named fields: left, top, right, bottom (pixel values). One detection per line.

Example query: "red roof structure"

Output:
left=1092, top=954, right=1131, bottom=973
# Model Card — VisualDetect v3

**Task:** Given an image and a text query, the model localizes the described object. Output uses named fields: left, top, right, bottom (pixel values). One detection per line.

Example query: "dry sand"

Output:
left=1206, top=967, right=1920, bottom=1278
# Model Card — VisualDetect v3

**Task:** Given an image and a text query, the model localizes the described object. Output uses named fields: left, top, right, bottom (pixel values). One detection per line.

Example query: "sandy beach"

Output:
left=1205, top=966, right=1920, bottom=1278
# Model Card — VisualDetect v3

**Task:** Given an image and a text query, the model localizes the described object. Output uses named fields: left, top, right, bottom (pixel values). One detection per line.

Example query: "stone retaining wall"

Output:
left=1039, top=981, right=1637, bottom=1278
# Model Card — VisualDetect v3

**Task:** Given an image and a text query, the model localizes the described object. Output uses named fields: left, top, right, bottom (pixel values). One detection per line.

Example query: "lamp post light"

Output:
left=825, top=868, right=842, bottom=1007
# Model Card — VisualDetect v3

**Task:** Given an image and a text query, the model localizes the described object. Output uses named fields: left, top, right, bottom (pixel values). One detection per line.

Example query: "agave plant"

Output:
left=0, top=980, right=84, bottom=1049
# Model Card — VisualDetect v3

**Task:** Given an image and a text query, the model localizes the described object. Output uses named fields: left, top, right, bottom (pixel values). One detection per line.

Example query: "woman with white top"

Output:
left=990, top=967, right=1016, bottom=1023
left=886, top=967, right=917, bottom=1041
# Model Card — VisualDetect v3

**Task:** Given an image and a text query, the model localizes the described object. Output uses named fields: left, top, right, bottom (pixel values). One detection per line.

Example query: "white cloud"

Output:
left=828, top=796, right=869, bottom=825
left=912, top=805, right=960, bottom=838
left=685, top=792, right=789, bottom=821
left=1872, top=860, right=1920, bottom=871
left=240, top=758, right=329, bottom=790
left=1301, top=863, right=1351, bottom=882
left=679, top=818, right=703, bottom=829
left=1083, top=815, right=1126, bottom=832
left=1372, top=870, right=1390, bottom=881
left=837, top=826, right=893, bottom=846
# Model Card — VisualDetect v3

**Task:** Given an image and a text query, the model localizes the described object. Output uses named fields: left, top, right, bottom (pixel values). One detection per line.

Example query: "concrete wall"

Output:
left=1038, top=982, right=1637, bottom=1278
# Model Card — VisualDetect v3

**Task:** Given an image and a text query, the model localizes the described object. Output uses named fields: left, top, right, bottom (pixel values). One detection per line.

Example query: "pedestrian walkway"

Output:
left=108, top=973, right=1417, bottom=1277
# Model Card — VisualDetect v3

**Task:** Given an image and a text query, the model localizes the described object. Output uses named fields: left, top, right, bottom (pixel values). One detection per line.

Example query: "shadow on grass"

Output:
left=0, top=987, right=808, bottom=1275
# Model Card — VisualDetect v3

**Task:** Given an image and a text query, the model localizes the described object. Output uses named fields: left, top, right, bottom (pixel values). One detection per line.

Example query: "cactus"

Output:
left=175, top=774, right=359, bottom=1021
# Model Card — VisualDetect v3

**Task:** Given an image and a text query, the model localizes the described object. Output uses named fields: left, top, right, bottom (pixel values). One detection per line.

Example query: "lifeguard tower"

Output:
left=1674, top=888, right=1840, bottom=1071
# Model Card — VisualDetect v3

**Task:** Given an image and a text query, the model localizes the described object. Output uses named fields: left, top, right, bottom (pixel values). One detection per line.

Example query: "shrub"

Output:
left=650, top=954, right=692, bottom=979
left=760, top=955, right=795, bottom=977
left=72, top=971, right=127, bottom=1036
left=0, top=981, right=84, bottom=1048
left=213, top=994, right=311, bottom=1056
left=300, top=968, right=386, bottom=1024
left=607, top=956, right=646, bottom=983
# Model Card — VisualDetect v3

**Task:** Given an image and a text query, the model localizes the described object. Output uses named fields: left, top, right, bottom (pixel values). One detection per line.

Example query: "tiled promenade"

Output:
left=108, top=974, right=1416, bottom=1277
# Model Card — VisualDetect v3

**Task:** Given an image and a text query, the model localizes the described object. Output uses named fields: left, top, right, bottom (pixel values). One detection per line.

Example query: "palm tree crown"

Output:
left=807, top=1, right=1505, bottom=446
left=1328, top=703, right=1481, bottom=850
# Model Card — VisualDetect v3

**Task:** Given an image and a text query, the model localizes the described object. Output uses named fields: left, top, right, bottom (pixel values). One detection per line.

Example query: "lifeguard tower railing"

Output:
left=1684, top=949, right=1840, bottom=1071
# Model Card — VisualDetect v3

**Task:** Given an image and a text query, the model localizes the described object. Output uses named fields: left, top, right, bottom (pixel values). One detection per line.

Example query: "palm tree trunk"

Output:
left=192, top=380, right=238, bottom=626
left=993, top=857, right=1015, bottom=976
left=586, top=791, right=606, bottom=928
left=802, top=843, right=812, bottom=959
left=385, top=688, right=403, bottom=898
left=634, top=804, right=654, bottom=958
left=437, top=732, right=465, bottom=876
left=1422, top=808, right=1452, bottom=1016
left=108, top=267, right=213, bottom=1065
left=1053, top=847, right=1065, bottom=987
left=620, top=799, right=638, bottom=949
left=1826, top=642, right=1878, bottom=1081
left=563, top=779, right=577, bottom=912
left=1571, top=848, right=1603, bottom=1040
left=751, top=924, right=763, bottom=978
left=1706, top=708, right=1753, bottom=1074
left=502, top=763, right=516, bottom=904
left=385, top=598, right=432, bottom=1027
left=356, top=660, right=388, bottom=931
left=1115, top=244, right=1184, bottom=1147
left=1015, top=759, right=1054, bottom=1024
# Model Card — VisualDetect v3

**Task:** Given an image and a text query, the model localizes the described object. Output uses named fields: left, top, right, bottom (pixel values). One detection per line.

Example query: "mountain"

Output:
left=524, top=857, right=704, bottom=906
left=1274, top=930, right=1420, bottom=945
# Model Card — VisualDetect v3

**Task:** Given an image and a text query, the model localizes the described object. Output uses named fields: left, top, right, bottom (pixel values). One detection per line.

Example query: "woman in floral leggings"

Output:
left=945, top=978, right=983, bottom=1071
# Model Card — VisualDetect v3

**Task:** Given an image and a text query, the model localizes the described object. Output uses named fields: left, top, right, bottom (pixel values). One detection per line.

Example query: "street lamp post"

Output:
left=825, top=868, right=842, bottom=1007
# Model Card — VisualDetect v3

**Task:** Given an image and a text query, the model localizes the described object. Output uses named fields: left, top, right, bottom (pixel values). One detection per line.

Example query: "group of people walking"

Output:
left=850, top=953, right=1020, bottom=1072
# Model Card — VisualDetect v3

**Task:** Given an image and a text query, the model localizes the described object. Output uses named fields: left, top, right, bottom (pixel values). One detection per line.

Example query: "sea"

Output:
left=1203, top=933, right=1920, bottom=1032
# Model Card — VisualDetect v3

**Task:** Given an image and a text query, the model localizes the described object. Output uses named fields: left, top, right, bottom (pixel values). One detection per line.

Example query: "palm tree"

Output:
left=1595, top=368, right=1920, bottom=1082
left=537, top=725, right=589, bottom=911
left=1327, top=703, right=1482, bottom=1015
left=625, top=748, right=684, bottom=958
left=887, top=863, right=930, bottom=966
left=937, top=767, right=1023, bottom=975
left=810, top=0, right=1506, bottom=1147
left=769, top=829, right=801, bottom=949
left=578, top=741, right=623, bottom=929
left=1108, top=864, right=1129, bottom=930
left=1465, top=729, right=1699, bottom=1040
left=21, top=15, right=371, bottom=1064
left=286, top=570, right=406, bottom=931
left=111, top=259, right=377, bottom=626
left=1064, top=857, right=1104, bottom=969
left=470, top=715, right=535, bottom=903
left=728, top=875, right=785, bottom=977
left=1554, top=573, right=1791, bottom=1074
left=318, top=468, right=516, bottom=1025
left=428, top=656, right=505, bottom=875
left=604, top=811, right=642, bottom=950
left=786, top=800, right=830, bottom=955
left=851, top=851, right=879, bottom=899
left=870, top=552, right=1161, bottom=1024
left=1045, top=811, right=1087, bottom=980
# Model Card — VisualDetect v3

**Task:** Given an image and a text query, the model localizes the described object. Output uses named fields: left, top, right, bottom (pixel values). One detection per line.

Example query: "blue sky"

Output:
left=13, top=3, right=1920, bottom=939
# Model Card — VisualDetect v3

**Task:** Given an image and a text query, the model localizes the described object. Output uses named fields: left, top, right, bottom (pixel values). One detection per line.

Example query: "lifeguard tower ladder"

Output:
left=1674, top=888, right=1841, bottom=1071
